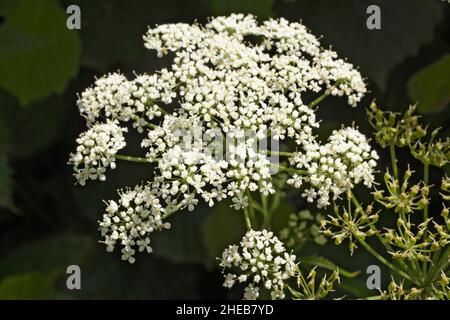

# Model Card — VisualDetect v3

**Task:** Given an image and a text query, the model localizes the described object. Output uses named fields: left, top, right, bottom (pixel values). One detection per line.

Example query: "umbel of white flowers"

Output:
left=219, top=229, right=296, bottom=300
left=69, top=14, right=377, bottom=265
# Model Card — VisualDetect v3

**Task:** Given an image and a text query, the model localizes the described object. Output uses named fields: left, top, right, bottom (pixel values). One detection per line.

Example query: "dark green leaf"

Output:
left=0, top=0, right=80, bottom=105
left=0, top=235, right=92, bottom=278
left=0, top=272, right=58, bottom=299
left=408, top=55, right=450, bottom=114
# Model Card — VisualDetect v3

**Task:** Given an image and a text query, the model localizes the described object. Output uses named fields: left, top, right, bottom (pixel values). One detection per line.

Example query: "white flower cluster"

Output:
left=70, top=14, right=375, bottom=263
left=77, top=72, right=174, bottom=132
left=141, top=113, right=274, bottom=211
left=99, top=184, right=170, bottom=263
left=219, top=230, right=296, bottom=300
left=69, top=120, right=127, bottom=186
left=288, top=127, right=379, bottom=207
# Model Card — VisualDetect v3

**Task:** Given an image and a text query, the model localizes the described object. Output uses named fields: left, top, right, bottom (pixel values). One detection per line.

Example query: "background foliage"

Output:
left=0, top=0, right=449, bottom=299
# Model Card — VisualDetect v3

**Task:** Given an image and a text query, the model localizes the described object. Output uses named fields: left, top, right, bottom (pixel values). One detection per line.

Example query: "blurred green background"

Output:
left=0, top=0, right=449, bottom=299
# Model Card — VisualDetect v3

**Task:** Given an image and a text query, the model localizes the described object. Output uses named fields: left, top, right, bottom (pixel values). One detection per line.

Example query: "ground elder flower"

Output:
left=219, top=229, right=296, bottom=300
left=69, top=120, right=127, bottom=185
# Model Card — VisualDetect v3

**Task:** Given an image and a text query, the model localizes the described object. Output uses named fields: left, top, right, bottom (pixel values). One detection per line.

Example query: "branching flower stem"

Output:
left=347, top=191, right=415, bottom=284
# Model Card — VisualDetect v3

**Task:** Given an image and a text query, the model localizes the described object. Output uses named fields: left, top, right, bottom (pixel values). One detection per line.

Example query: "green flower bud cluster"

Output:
left=321, top=199, right=378, bottom=255
left=288, top=265, right=340, bottom=300
left=318, top=104, right=450, bottom=300
left=381, top=272, right=450, bottom=300
left=374, top=169, right=429, bottom=214
left=367, top=102, right=426, bottom=148
left=440, top=176, right=450, bottom=201
left=279, top=210, right=327, bottom=249
left=383, top=217, right=448, bottom=262
left=368, top=101, right=449, bottom=168
left=411, top=128, right=450, bottom=168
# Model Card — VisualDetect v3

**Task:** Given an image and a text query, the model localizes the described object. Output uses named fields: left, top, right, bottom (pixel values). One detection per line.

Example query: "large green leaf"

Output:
left=0, top=233, right=203, bottom=299
left=0, top=0, right=80, bottom=105
left=202, top=200, right=247, bottom=259
left=0, top=272, right=58, bottom=299
left=408, top=55, right=450, bottom=114
left=275, top=0, right=443, bottom=91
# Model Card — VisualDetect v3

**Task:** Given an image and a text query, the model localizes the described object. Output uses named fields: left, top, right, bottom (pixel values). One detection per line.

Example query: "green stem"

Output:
left=389, top=143, right=399, bottom=181
left=423, top=162, right=429, bottom=222
left=277, top=164, right=308, bottom=175
left=243, top=207, right=252, bottom=230
left=424, top=246, right=450, bottom=287
left=130, top=115, right=158, bottom=129
left=246, top=191, right=257, bottom=227
left=261, top=150, right=294, bottom=157
left=261, top=193, right=271, bottom=228
left=350, top=191, right=418, bottom=283
left=355, top=235, right=414, bottom=283
left=308, top=92, right=329, bottom=108
left=115, top=154, right=153, bottom=163
left=422, top=162, right=430, bottom=275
